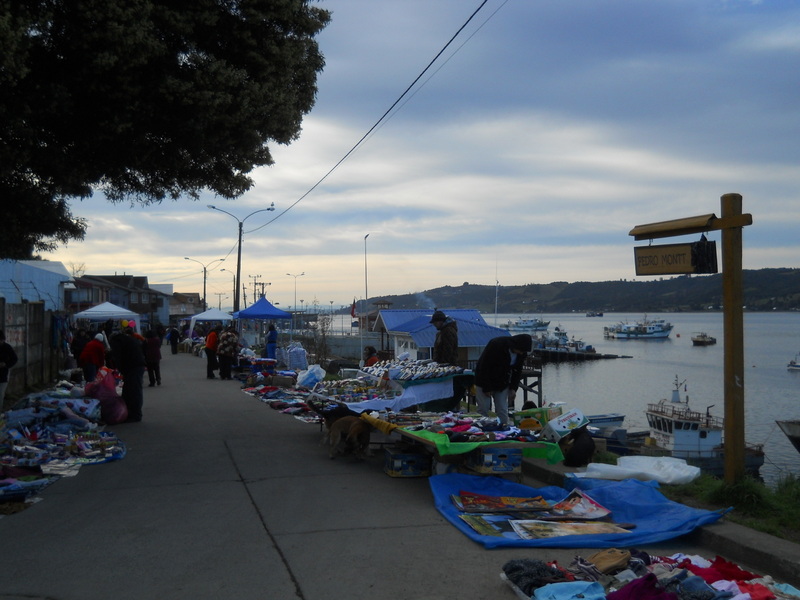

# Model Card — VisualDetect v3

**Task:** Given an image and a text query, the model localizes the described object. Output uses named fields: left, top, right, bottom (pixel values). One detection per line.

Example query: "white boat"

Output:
left=641, top=376, right=764, bottom=478
left=604, top=317, right=673, bottom=340
left=499, top=317, right=550, bottom=332
left=788, top=355, right=800, bottom=371
left=691, top=332, right=717, bottom=346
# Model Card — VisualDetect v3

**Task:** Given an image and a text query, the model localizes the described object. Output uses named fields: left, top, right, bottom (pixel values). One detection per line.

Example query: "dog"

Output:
left=327, top=415, right=372, bottom=459
left=560, top=425, right=596, bottom=467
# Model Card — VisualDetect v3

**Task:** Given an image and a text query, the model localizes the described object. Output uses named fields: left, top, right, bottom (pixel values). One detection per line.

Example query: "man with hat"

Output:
left=426, top=310, right=463, bottom=411
left=430, top=310, right=458, bottom=365
left=474, top=334, right=533, bottom=426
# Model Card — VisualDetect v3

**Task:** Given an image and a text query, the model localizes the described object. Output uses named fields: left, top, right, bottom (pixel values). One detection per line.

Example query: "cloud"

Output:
left=48, top=0, right=800, bottom=311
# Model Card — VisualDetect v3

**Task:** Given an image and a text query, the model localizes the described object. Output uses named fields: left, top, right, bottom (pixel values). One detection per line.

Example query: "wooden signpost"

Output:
left=629, top=194, right=752, bottom=484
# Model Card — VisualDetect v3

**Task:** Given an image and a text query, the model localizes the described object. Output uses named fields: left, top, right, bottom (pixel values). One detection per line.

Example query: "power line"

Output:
left=247, top=0, right=495, bottom=235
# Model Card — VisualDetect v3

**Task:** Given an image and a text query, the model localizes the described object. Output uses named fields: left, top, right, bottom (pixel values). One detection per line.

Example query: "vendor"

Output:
left=363, top=346, right=379, bottom=367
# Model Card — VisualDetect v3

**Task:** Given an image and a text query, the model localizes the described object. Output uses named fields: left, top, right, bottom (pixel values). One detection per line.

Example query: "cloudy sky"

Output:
left=49, top=0, right=800, bottom=313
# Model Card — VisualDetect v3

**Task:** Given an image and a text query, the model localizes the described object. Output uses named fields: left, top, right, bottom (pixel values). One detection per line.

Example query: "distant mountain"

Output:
left=364, top=268, right=800, bottom=314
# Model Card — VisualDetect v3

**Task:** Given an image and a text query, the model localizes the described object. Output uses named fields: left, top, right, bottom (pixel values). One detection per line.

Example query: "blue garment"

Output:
left=534, top=581, right=606, bottom=600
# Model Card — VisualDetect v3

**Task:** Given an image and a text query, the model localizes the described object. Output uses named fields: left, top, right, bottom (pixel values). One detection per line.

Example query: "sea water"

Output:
left=513, top=311, right=800, bottom=487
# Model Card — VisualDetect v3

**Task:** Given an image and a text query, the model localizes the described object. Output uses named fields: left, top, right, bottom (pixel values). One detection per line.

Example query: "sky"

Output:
left=48, top=0, right=800, bottom=313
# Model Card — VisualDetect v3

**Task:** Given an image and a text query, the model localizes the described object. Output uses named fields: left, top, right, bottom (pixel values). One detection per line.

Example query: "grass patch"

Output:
left=659, top=473, right=800, bottom=544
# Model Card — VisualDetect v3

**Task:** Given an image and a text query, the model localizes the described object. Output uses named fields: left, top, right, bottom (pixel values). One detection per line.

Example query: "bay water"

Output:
left=498, top=311, right=799, bottom=487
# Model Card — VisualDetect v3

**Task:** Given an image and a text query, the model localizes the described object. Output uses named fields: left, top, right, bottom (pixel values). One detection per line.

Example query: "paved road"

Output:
left=2, top=349, right=798, bottom=599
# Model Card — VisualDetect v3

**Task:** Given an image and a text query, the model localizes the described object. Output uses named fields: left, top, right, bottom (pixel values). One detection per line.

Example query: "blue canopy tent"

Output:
left=233, top=296, right=291, bottom=320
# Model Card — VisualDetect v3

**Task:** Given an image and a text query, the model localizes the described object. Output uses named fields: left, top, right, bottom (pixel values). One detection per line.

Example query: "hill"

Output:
left=365, top=268, right=800, bottom=314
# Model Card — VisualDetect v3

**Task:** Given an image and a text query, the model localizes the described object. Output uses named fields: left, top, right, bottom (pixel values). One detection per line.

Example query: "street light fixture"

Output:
left=185, top=257, right=225, bottom=311
left=286, top=272, right=305, bottom=341
left=220, top=268, right=237, bottom=306
left=207, top=203, right=275, bottom=312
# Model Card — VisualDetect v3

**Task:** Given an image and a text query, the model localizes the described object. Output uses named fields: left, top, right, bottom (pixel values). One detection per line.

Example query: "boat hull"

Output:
left=776, top=420, right=800, bottom=453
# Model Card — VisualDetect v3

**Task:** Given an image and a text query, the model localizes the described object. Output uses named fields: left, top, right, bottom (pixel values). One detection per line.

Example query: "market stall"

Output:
left=73, top=301, right=142, bottom=334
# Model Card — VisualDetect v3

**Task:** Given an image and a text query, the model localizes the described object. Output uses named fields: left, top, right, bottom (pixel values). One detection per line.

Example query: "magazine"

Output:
left=458, top=514, right=520, bottom=537
left=548, top=489, right=611, bottom=520
left=509, top=519, right=632, bottom=539
left=451, top=490, right=551, bottom=513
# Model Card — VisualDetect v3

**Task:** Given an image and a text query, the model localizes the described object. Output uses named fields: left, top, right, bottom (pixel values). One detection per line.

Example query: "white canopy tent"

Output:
left=73, top=301, right=142, bottom=334
left=189, top=308, right=233, bottom=336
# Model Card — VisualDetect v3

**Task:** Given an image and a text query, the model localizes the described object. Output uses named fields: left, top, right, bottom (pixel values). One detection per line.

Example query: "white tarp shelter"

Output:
left=73, top=302, right=142, bottom=334
left=189, top=308, right=233, bottom=336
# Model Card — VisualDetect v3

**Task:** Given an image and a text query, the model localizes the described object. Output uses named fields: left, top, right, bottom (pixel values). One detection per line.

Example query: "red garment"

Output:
left=606, top=573, right=679, bottom=600
left=205, top=330, right=219, bottom=351
left=736, top=582, right=776, bottom=600
left=708, top=555, right=759, bottom=582
left=365, top=355, right=378, bottom=367
left=79, top=339, right=106, bottom=368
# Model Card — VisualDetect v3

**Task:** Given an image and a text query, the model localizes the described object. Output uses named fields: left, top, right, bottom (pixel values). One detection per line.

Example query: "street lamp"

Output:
left=207, top=203, right=275, bottom=312
left=220, top=268, right=237, bottom=305
left=286, top=272, right=305, bottom=341
left=185, top=257, right=225, bottom=311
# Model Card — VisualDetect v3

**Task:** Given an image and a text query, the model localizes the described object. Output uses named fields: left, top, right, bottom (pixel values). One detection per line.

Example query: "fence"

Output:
left=1, top=298, right=66, bottom=406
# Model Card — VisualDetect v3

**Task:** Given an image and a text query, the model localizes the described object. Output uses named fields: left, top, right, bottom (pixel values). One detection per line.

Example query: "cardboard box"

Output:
left=465, top=446, right=523, bottom=473
left=384, top=447, right=432, bottom=478
left=539, top=408, right=590, bottom=442
left=512, top=406, right=563, bottom=429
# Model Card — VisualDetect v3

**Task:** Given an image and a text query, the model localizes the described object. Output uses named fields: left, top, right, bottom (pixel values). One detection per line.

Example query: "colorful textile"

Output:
left=404, top=428, right=563, bottom=463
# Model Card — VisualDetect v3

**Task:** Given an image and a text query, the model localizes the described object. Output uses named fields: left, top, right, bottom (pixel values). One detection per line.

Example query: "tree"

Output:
left=0, top=0, right=330, bottom=258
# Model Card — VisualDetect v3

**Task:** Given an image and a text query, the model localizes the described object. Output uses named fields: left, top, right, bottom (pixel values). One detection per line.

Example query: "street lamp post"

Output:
left=207, top=203, right=275, bottom=312
left=185, top=257, right=225, bottom=311
left=220, top=268, right=237, bottom=306
left=286, top=272, right=305, bottom=341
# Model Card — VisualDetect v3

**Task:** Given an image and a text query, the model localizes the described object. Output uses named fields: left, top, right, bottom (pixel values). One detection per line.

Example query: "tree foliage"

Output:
left=0, top=0, right=330, bottom=258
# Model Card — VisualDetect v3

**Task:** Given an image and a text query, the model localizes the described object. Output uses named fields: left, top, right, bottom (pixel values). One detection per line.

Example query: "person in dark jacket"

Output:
left=430, top=310, right=458, bottom=365
left=111, top=329, right=146, bottom=422
left=0, top=330, right=19, bottom=403
left=473, top=334, right=533, bottom=426
left=143, top=329, right=162, bottom=387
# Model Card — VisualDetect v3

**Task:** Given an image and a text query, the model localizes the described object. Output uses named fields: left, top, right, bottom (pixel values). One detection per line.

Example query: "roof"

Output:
left=375, top=309, right=486, bottom=332
left=375, top=309, right=509, bottom=348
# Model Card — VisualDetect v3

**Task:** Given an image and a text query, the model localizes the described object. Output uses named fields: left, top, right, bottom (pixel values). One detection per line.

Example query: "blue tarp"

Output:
left=429, top=473, right=727, bottom=549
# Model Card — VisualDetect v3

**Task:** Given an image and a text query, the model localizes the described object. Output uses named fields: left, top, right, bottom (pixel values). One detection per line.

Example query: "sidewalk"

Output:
left=2, top=350, right=799, bottom=599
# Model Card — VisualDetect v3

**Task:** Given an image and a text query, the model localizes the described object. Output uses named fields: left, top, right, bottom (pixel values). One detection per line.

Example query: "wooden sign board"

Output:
left=634, top=241, right=718, bottom=276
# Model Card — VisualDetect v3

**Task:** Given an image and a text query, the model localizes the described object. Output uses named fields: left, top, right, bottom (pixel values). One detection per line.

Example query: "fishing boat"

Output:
left=499, top=317, right=550, bottom=333
left=776, top=420, right=800, bottom=453
left=691, top=332, right=717, bottom=346
left=593, top=376, right=764, bottom=478
left=585, top=311, right=604, bottom=317
left=788, top=355, right=800, bottom=371
left=603, top=317, right=673, bottom=340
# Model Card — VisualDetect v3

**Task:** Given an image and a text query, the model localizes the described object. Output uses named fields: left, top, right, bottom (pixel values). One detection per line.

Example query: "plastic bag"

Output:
left=571, top=455, right=701, bottom=485
left=296, top=364, right=325, bottom=389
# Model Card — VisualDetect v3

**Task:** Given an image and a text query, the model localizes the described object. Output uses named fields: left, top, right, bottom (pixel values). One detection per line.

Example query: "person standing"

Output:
left=204, top=324, right=222, bottom=379
left=217, top=325, right=239, bottom=380
left=79, top=333, right=107, bottom=383
left=70, top=328, right=91, bottom=366
left=362, top=345, right=379, bottom=367
left=429, top=310, right=463, bottom=411
left=430, top=310, right=458, bottom=365
left=473, top=334, right=532, bottom=426
left=265, top=323, right=278, bottom=360
left=0, top=330, right=19, bottom=403
left=168, top=325, right=181, bottom=355
left=143, top=329, right=162, bottom=387
left=110, top=329, right=146, bottom=422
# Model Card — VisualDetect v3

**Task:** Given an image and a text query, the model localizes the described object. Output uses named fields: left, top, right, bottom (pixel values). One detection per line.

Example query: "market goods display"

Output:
left=361, top=359, right=464, bottom=381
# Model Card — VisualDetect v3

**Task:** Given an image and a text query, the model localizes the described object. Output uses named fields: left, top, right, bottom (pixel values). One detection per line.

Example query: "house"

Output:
left=169, top=292, right=204, bottom=324
left=372, top=309, right=509, bottom=365
left=0, top=260, right=74, bottom=312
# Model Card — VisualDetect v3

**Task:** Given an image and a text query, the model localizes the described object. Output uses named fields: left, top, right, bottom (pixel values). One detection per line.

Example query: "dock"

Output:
left=532, top=348, right=632, bottom=363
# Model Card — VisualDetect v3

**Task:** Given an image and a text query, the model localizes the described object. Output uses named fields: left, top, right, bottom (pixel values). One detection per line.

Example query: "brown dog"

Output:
left=328, top=416, right=372, bottom=459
